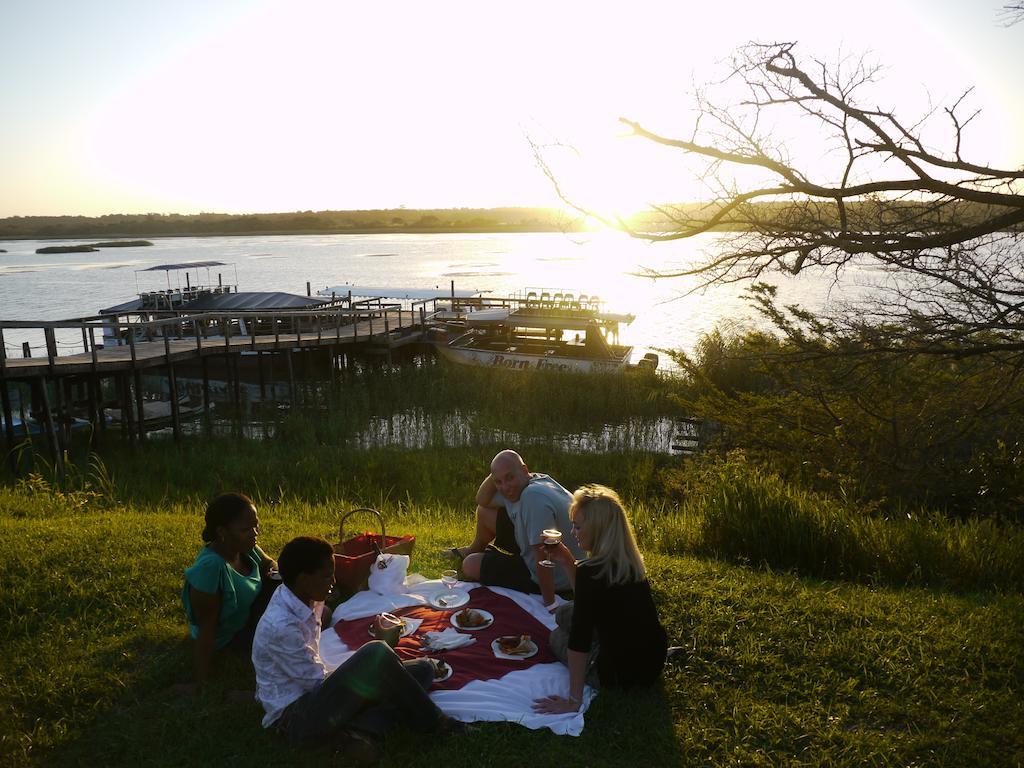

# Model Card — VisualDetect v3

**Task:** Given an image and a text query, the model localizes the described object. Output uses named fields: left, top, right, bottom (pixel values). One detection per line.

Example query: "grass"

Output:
left=2, top=364, right=1022, bottom=765
left=1, top=477, right=1022, bottom=767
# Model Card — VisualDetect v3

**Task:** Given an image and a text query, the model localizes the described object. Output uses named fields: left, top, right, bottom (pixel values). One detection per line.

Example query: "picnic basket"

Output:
left=331, top=507, right=416, bottom=592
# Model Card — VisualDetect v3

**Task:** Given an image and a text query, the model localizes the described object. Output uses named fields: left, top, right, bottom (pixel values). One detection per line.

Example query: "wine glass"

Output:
left=441, top=568, right=459, bottom=600
left=539, top=528, right=562, bottom=568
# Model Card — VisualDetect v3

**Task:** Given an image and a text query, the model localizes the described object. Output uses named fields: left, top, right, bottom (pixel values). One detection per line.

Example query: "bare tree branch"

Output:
left=536, top=42, right=1024, bottom=357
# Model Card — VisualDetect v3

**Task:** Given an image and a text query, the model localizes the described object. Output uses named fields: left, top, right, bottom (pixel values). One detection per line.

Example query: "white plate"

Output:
left=368, top=616, right=419, bottom=639
left=428, top=590, right=470, bottom=609
left=429, top=658, right=454, bottom=682
left=449, top=608, right=494, bottom=631
left=491, top=637, right=538, bottom=660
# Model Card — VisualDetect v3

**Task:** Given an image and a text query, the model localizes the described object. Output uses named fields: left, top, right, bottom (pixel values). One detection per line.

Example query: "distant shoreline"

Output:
left=0, top=206, right=604, bottom=241
left=0, top=224, right=595, bottom=242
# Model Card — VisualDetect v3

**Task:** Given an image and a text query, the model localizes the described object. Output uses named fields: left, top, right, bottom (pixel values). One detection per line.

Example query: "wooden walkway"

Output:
left=0, top=307, right=422, bottom=380
left=0, top=302, right=432, bottom=464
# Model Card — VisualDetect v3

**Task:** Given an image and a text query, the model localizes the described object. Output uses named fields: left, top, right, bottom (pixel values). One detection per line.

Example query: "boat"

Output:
left=99, top=261, right=338, bottom=346
left=432, top=291, right=637, bottom=373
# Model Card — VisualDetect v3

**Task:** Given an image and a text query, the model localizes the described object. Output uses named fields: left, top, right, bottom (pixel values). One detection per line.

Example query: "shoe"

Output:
left=333, top=729, right=381, bottom=766
left=665, top=646, right=686, bottom=664
left=440, top=546, right=469, bottom=560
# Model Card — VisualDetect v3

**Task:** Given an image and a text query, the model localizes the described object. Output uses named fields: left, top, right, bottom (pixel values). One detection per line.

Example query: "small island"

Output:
left=36, top=245, right=99, bottom=254
left=35, top=239, right=153, bottom=254
left=89, top=240, right=153, bottom=248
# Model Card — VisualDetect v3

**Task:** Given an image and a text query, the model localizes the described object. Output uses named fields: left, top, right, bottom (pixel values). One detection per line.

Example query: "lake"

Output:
left=0, top=231, right=883, bottom=367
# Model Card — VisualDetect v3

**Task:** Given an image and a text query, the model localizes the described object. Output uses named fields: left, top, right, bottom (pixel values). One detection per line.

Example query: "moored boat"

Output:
left=432, top=291, right=637, bottom=373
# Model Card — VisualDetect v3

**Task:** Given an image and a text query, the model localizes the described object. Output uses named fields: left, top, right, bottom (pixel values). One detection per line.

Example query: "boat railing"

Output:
left=444, top=289, right=605, bottom=316
left=138, top=284, right=236, bottom=309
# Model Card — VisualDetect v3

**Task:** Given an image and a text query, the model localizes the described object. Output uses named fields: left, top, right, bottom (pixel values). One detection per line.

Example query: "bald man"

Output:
left=456, top=450, right=583, bottom=608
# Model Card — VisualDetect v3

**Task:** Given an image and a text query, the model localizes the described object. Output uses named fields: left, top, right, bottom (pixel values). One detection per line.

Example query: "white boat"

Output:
left=433, top=297, right=636, bottom=373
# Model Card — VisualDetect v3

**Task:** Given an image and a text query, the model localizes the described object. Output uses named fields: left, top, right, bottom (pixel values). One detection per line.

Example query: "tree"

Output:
left=1000, top=3, right=1024, bottom=26
left=545, top=42, right=1024, bottom=358
left=535, top=42, right=1024, bottom=515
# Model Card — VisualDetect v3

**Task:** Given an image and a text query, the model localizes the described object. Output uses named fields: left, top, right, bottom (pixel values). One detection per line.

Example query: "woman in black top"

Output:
left=532, top=484, right=667, bottom=715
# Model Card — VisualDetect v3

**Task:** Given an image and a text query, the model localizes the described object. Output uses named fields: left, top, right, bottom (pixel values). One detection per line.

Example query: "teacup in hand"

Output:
left=371, top=612, right=404, bottom=647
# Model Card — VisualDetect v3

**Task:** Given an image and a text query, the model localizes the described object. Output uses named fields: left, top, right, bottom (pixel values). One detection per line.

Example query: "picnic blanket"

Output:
left=333, top=587, right=558, bottom=690
left=319, top=578, right=595, bottom=736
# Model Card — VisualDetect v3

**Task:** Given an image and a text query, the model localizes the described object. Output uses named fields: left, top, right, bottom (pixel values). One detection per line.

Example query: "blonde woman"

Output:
left=532, top=485, right=667, bottom=715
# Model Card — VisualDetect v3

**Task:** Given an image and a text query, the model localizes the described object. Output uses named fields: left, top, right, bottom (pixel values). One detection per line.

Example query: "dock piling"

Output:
left=1, top=381, right=16, bottom=468
left=133, top=369, right=146, bottom=441
left=286, top=349, right=296, bottom=405
left=35, top=378, right=65, bottom=485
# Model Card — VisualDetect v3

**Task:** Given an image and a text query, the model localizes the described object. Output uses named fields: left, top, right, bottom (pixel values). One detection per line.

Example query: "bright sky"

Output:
left=1, top=0, right=1021, bottom=217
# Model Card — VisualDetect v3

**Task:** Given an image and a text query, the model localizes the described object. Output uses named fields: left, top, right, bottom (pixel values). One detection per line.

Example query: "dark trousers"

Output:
left=276, top=640, right=440, bottom=747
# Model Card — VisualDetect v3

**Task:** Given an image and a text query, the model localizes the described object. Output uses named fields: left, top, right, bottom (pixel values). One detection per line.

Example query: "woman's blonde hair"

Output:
left=570, top=484, right=646, bottom=585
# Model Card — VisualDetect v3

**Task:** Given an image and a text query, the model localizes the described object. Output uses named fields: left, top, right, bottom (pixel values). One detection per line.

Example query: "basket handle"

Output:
left=338, top=507, right=386, bottom=543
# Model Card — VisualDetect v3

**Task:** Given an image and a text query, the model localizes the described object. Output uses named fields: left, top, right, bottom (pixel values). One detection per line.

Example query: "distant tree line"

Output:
left=9, top=202, right=1003, bottom=241
left=0, top=207, right=595, bottom=239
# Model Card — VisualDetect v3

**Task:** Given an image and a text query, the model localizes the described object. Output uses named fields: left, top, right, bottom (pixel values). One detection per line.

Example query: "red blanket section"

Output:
left=333, top=589, right=557, bottom=690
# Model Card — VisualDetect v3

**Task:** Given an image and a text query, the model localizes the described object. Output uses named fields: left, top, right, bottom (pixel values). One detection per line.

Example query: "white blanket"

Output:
left=319, top=578, right=595, bottom=736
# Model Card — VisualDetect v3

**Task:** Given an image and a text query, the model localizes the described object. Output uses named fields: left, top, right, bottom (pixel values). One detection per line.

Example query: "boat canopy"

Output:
left=138, top=261, right=229, bottom=271
left=100, top=290, right=327, bottom=315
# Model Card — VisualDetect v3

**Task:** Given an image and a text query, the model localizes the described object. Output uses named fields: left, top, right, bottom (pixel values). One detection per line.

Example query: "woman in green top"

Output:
left=181, top=492, right=277, bottom=686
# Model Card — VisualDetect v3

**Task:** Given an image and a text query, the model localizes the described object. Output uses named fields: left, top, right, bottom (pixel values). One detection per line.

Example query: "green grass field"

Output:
left=2, top=366, right=1022, bottom=766
left=1, top=473, right=1021, bottom=767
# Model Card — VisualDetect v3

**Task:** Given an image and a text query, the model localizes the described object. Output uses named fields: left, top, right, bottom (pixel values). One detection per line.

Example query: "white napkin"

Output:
left=424, top=628, right=476, bottom=650
left=368, top=553, right=410, bottom=595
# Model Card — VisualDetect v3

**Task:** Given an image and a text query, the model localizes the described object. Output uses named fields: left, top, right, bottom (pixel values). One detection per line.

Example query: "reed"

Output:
left=683, top=454, right=1024, bottom=591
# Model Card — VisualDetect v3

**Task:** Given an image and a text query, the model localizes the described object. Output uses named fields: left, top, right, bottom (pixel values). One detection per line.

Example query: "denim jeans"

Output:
left=276, top=640, right=440, bottom=747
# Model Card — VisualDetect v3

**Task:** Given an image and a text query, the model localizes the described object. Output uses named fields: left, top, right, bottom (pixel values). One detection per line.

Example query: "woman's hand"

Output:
left=549, top=541, right=575, bottom=565
left=531, top=694, right=580, bottom=714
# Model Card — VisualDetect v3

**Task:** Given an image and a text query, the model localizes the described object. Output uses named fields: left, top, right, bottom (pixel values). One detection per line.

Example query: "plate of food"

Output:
left=491, top=634, right=538, bottom=660
left=428, top=590, right=470, bottom=610
left=450, top=608, right=494, bottom=631
left=429, top=657, right=453, bottom=683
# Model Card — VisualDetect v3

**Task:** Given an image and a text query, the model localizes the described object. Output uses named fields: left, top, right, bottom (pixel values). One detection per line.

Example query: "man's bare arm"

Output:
left=476, top=475, right=499, bottom=509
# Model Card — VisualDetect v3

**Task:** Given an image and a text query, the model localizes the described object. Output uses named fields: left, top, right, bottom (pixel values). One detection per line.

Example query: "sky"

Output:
left=1, top=0, right=1021, bottom=218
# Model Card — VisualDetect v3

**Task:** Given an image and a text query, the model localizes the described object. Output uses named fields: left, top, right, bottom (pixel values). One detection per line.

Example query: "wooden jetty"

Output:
left=0, top=295, right=442, bottom=474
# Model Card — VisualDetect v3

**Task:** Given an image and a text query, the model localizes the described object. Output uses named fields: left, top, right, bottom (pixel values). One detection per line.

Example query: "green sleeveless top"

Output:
left=182, top=546, right=262, bottom=648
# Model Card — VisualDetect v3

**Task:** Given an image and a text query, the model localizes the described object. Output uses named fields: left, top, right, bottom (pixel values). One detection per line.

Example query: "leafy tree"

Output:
left=668, top=287, right=1024, bottom=519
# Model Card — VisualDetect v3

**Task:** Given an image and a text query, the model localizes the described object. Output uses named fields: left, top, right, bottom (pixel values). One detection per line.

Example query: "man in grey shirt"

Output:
left=459, top=450, right=584, bottom=607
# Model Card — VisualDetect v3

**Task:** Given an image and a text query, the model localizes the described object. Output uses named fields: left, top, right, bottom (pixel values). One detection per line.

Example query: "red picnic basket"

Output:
left=331, top=507, right=416, bottom=592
